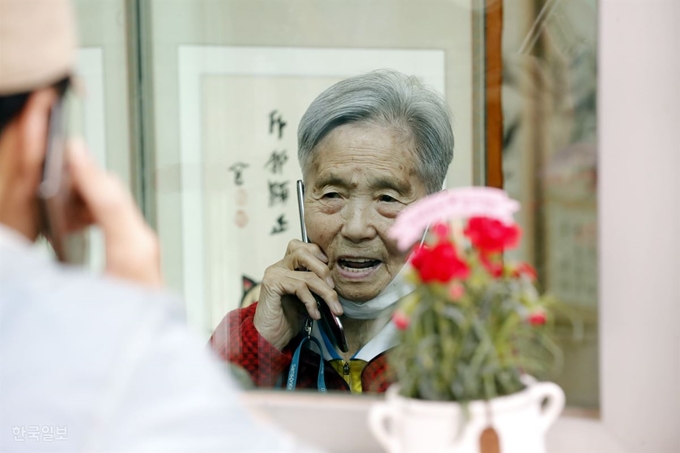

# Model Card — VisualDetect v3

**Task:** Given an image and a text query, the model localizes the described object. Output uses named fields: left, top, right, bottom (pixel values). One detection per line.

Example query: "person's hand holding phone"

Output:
left=253, top=239, right=343, bottom=351
left=65, top=139, right=163, bottom=289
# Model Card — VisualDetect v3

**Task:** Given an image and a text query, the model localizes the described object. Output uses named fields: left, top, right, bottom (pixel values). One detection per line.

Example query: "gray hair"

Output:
left=297, top=70, right=454, bottom=194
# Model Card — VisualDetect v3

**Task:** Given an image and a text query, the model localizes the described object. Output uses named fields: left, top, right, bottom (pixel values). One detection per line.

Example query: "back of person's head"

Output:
left=0, top=0, right=76, bottom=134
left=297, top=69, right=454, bottom=194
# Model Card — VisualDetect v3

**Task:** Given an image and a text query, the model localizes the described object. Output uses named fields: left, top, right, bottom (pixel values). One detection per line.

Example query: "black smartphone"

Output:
left=38, top=97, right=88, bottom=264
left=296, top=180, right=349, bottom=353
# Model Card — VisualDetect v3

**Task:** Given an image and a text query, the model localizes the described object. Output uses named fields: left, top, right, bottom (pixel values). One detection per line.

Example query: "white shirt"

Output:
left=0, top=224, right=314, bottom=452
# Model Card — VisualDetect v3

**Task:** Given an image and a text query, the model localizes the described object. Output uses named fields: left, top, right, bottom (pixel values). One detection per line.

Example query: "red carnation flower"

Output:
left=393, top=311, right=410, bottom=330
left=512, top=262, right=538, bottom=281
left=411, top=241, right=470, bottom=283
left=448, top=282, right=465, bottom=301
left=528, top=311, right=547, bottom=326
left=480, top=253, right=503, bottom=278
left=464, top=216, right=521, bottom=254
left=431, top=222, right=451, bottom=241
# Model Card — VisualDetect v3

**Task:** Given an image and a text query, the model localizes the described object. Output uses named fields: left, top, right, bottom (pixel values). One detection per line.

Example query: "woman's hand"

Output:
left=253, top=239, right=343, bottom=350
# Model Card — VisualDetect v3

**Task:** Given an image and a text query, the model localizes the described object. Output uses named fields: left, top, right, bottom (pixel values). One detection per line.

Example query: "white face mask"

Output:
left=337, top=224, right=427, bottom=320
left=337, top=264, right=414, bottom=320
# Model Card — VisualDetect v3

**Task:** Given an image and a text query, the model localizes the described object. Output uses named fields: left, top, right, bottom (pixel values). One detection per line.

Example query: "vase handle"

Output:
left=369, top=402, right=399, bottom=453
left=532, top=381, right=566, bottom=432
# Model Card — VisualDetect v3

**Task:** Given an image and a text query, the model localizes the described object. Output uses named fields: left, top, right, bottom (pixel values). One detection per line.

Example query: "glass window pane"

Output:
left=125, top=0, right=598, bottom=407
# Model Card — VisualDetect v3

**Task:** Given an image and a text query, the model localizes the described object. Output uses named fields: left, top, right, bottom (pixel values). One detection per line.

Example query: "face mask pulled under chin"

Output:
left=336, top=224, right=427, bottom=319
left=337, top=264, right=415, bottom=320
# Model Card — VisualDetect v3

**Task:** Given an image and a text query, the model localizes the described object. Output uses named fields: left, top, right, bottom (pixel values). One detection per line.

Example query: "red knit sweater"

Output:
left=209, top=303, right=393, bottom=393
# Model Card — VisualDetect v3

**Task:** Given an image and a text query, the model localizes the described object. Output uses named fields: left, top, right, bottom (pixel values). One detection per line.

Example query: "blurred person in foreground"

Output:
left=210, top=70, right=454, bottom=393
left=0, top=1, right=311, bottom=451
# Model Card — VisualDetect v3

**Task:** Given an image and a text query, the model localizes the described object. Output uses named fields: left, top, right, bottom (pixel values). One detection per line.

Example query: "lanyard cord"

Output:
left=286, top=318, right=327, bottom=392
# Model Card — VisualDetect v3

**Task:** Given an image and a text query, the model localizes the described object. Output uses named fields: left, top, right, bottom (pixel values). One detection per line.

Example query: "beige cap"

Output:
left=0, top=0, right=77, bottom=95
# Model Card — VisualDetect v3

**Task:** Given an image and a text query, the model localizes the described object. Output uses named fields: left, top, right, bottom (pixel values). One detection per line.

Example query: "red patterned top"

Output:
left=209, top=303, right=393, bottom=393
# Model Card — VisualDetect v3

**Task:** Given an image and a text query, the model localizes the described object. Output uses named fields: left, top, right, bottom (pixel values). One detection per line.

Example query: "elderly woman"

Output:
left=210, top=70, right=453, bottom=393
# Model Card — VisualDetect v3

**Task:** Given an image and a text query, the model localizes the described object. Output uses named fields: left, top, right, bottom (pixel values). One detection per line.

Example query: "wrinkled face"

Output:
left=304, top=122, right=427, bottom=302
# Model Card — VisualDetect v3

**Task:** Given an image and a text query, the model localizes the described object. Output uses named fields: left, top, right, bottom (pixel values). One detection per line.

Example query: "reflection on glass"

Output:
left=502, top=0, right=598, bottom=408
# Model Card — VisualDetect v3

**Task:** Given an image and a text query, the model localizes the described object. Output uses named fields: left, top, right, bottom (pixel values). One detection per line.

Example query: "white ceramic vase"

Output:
left=369, top=378, right=565, bottom=453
